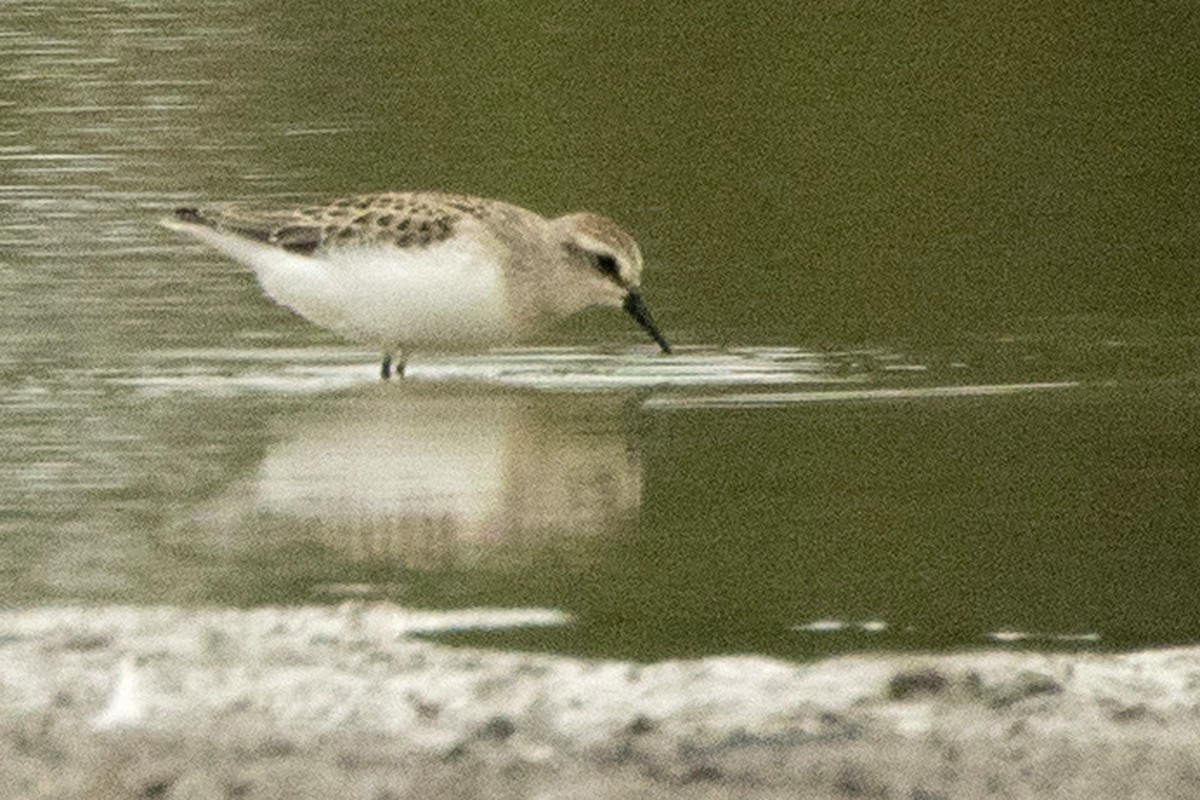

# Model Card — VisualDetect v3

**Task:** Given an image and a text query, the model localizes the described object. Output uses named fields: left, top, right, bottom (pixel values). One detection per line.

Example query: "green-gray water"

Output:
left=2, top=1, right=1198, bottom=661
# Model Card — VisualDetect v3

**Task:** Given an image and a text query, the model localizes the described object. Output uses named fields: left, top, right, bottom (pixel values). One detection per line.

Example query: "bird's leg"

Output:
left=380, top=351, right=407, bottom=380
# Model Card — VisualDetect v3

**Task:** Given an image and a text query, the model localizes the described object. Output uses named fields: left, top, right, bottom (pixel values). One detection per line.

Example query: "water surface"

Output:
left=2, top=1, right=1198, bottom=661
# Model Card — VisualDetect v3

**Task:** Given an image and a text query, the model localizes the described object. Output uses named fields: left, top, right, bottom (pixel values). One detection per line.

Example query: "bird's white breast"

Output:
left=309, top=237, right=515, bottom=348
left=174, top=221, right=516, bottom=349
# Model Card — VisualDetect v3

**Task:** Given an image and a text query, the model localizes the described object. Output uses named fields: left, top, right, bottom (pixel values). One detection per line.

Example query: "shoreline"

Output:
left=3, top=604, right=1198, bottom=799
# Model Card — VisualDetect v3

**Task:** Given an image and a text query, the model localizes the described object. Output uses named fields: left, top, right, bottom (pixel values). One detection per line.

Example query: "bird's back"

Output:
left=171, top=191, right=540, bottom=256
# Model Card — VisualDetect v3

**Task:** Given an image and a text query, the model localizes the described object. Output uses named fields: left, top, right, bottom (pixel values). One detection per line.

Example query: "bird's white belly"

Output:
left=253, top=239, right=515, bottom=349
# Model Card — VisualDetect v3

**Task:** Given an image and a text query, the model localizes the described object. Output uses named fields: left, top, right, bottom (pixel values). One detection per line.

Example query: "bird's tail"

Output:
left=159, top=206, right=211, bottom=233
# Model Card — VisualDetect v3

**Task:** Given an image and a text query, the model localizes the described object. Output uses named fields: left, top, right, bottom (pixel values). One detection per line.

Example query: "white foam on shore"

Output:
left=794, top=619, right=890, bottom=634
left=987, top=630, right=1103, bottom=643
left=91, top=653, right=146, bottom=730
left=793, top=619, right=1098, bottom=642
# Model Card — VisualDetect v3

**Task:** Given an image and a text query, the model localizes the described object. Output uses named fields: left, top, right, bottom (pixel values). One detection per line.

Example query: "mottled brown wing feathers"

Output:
left=173, top=206, right=324, bottom=254
left=268, top=224, right=327, bottom=254
left=175, top=192, right=479, bottom=254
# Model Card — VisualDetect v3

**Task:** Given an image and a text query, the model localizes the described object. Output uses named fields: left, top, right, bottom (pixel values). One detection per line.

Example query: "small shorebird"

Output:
left=161, top=191, right=671, bottom=379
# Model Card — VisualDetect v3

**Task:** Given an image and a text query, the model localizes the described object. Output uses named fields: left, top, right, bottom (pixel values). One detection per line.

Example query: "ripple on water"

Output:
left=104, top=345, right=886, bottom=396
left=642, top=381, right=1081, bottom=410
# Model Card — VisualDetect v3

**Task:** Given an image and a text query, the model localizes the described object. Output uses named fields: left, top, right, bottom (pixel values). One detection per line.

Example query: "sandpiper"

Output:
left=161, top=191, right=671, bottom=379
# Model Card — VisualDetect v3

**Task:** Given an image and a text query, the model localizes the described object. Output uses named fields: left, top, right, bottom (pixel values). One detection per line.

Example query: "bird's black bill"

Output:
left=623, top=291, right=672, bottom=353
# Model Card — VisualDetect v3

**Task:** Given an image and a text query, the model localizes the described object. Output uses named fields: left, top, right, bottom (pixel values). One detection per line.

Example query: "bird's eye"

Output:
left=593, top=253, right=620, bottom=279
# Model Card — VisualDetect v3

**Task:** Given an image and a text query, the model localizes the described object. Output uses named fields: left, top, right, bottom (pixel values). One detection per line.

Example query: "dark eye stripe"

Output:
left=594, top=253, right=620, bottom=278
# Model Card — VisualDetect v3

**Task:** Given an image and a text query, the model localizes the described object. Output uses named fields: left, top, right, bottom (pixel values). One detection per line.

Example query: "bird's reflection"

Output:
left=190, top=385, right=642, bottom=570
